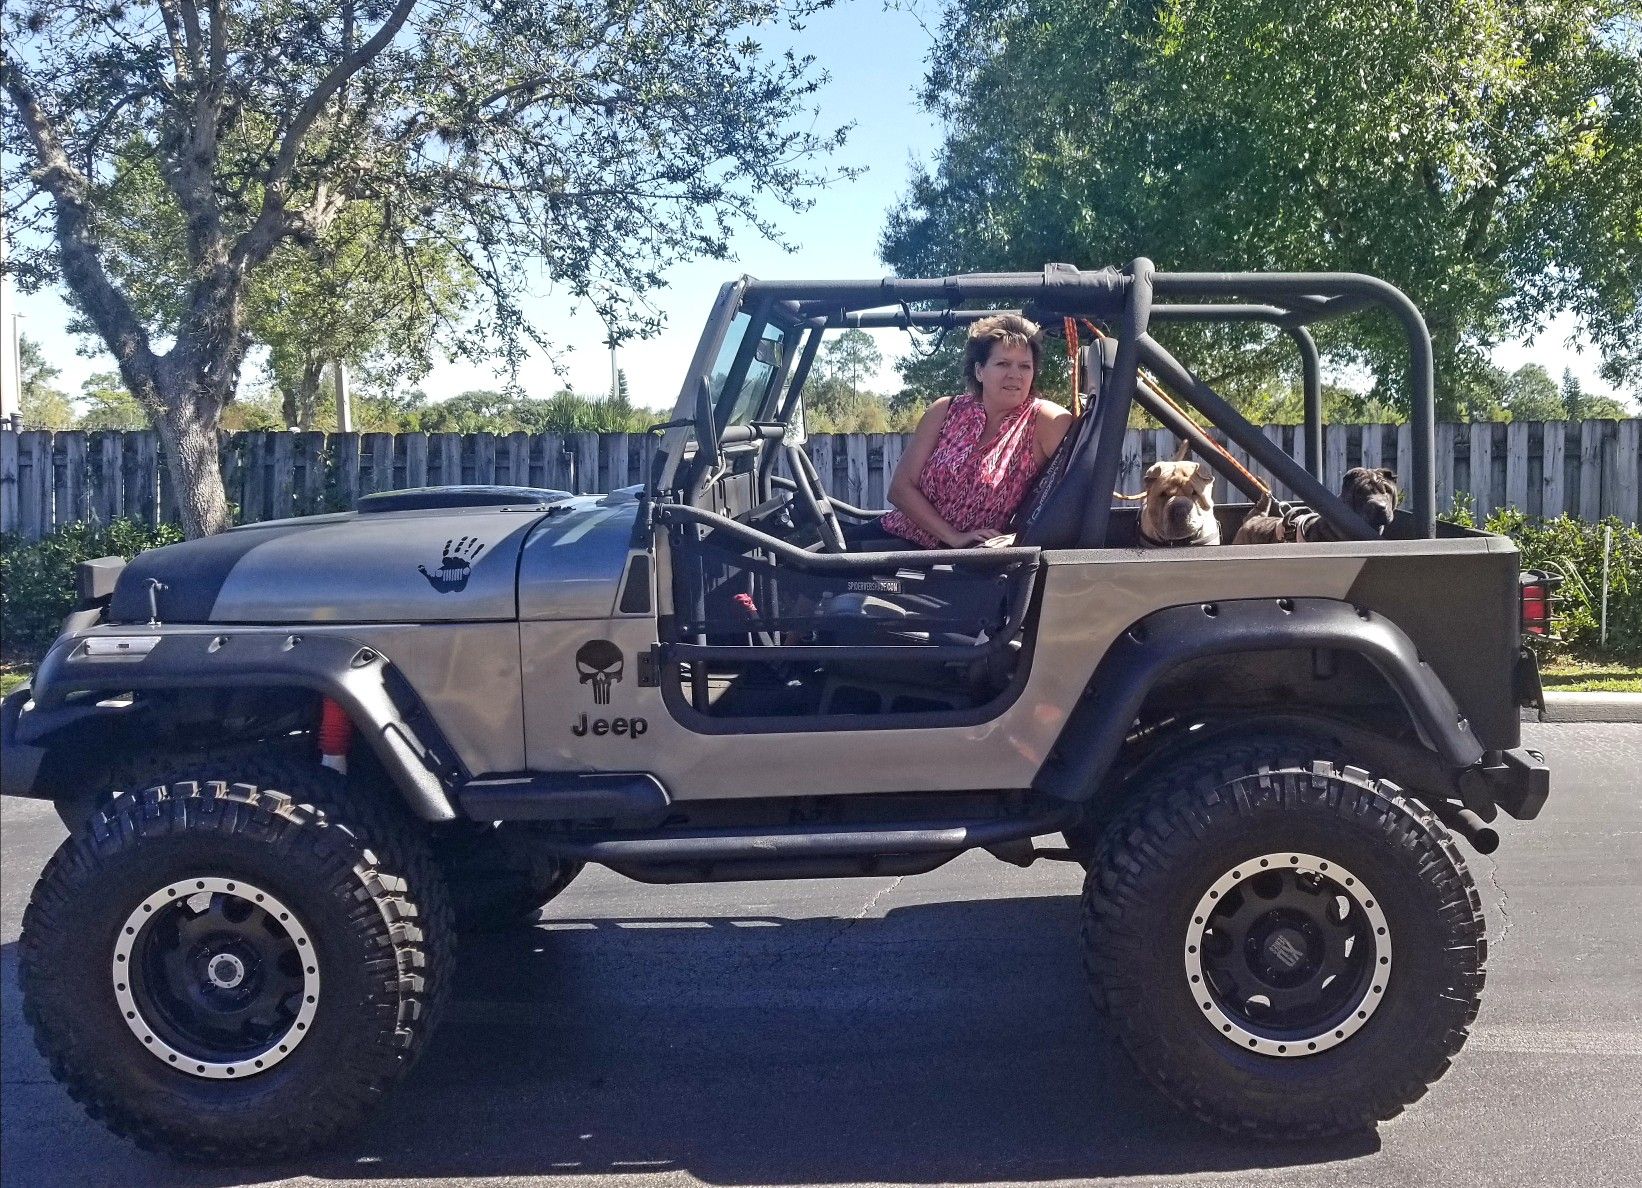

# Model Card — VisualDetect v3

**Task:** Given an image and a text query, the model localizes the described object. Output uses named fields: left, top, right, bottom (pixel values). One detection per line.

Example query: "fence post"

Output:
left=1541, top=421, right=1567, bottom=518
left=1578, top=421, right=1604, bottom=520
left=18, top=431, right=50, bottom=539
left=1360, top=423, right=1383, bottom=472
left=1324, top=424, right=1349, bottom=493
left=1608, top=420, right=1638, bottom=525
left=404, top=432, right=429, bottom=489
left=843, top=433, right=869, bottom=506
left=1504, top=421, right=1530, bottom=513
left=0, top=429, right=18, bottom=536
left=335, top=433, right=361, bottom=509
left=600, top=433, right=629, bottom=490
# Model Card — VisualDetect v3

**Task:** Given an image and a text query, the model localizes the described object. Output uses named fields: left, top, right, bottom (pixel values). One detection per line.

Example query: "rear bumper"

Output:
left=1461, top=746, right=1551, bottom=821
left=1, top=688, right=48, bottom=800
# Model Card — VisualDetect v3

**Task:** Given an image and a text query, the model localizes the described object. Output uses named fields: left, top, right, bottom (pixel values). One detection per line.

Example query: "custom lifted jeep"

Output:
left=4, top=261, right=1553, bottom=1159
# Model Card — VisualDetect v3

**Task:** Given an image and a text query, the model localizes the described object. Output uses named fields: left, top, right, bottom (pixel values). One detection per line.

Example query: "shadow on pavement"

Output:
left=2, top=892, right=1378, bottom=1186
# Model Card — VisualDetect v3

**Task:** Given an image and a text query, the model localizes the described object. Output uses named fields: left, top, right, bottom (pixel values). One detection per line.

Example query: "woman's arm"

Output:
left=1035, top=401, right=1075, bottom=465
left=887, top=398, right=990, bottom=547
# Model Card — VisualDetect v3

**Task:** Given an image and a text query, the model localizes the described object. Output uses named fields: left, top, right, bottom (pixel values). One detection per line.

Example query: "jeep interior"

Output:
left=647, top=262, right=1442, bottom=727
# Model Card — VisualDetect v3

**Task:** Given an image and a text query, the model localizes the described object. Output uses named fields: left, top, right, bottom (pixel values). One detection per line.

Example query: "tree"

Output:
left=78, top=372, right=149, bottom=430
left=821, top=328, right=883, bottom=398
left=17, top=335, right=74, bottom=429
left=885, top=0, right=1642, bottom=418
left=251, top=205, right=474, bottom=430
left=1502, top=365, right=1565, bottom=421
left=4, top=0, right=848, bottom=536
left=1558, top=368, right=1633, bottom=419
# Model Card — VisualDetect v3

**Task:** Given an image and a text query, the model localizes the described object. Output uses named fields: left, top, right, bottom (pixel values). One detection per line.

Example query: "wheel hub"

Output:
left=205, top=951, right=248, bottom=990
left=112, top=877, right=320, bottom=1080
left=1184, top=852, right=1391, bottom=1057
left=1257, top=924, right=1312, bottom=977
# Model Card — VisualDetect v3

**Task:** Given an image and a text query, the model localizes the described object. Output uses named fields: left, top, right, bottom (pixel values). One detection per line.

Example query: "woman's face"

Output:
left=974, top=340, right=1035, bottom=409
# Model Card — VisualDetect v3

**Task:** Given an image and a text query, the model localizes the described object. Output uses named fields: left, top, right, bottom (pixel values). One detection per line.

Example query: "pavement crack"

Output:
left=1486, top=855, right=1513, bottom=952
left=853, top=875, right=903, bottom=922
left=823, top=876, right=904, bottom=951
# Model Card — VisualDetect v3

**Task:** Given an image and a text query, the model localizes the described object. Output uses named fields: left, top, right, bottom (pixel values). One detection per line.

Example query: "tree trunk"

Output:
left=280, top=385, right=300, bottom=429
left=296, top=356, right=325, bottom=430
left=153, top=395, right=232, bottom=539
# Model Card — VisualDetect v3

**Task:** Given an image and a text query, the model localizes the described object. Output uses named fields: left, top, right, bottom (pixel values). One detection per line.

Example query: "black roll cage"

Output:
left=656, top=259, right=1437, bottom=542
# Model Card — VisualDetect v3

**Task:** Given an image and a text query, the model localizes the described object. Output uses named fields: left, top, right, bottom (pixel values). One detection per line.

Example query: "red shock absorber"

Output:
left=318, top=697, right=353, bottom=774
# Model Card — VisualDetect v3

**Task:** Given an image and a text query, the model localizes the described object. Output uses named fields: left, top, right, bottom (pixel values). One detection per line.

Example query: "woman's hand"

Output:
left=947, top=526, right=1006, bottom=548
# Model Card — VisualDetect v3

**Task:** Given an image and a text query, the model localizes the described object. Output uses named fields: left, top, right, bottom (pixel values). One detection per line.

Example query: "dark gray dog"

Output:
left=1234, top=467, right=1400, bottom=544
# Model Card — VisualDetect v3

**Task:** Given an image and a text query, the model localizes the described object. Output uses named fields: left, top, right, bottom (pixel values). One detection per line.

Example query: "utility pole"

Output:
left=0, top=210, right=20, bottom=430
left=333, top=359, right=352, bottom=432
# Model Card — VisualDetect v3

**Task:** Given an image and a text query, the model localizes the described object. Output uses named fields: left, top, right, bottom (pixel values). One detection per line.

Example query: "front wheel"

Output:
left=1082, top=745, right=1485, bottom=1139
left=20, top=764, right=452, bottom=1160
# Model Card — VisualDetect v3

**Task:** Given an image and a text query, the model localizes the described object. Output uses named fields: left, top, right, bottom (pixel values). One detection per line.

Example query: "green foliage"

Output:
left=803, top=376, right=916, bottom=433
left=5, top=0, right=850, bottom=536
left=18, top=334, right=74, bottom=430
left=887, top=0, right=1642, bottom=416
left=820, top=329, right=885, bottom=397
left=1496, top=512, right=1640, bottom=659
left=1448, top=503, right=1641, bottom=658
left=1, top=521, right=184, bottom=660
left=346, top=389, right=660, bottom=434
left=77, top=373, right=150, bottom=431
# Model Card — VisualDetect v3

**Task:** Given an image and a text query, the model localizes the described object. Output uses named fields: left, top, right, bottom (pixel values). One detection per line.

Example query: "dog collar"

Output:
left=1138, top=527, right=1202, bottom=548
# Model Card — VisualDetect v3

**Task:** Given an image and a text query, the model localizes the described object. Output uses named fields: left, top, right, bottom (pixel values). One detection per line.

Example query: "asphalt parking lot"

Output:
left=3, top=721, right=1639, bottom=1188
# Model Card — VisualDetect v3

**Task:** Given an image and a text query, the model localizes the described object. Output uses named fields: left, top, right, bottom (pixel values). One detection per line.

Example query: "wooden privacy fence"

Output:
left=2, top=420, right=1639, bottom=540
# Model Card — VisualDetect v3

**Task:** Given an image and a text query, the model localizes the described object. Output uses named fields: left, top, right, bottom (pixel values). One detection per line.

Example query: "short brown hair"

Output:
left=962, top=314, right=1043, bottom=395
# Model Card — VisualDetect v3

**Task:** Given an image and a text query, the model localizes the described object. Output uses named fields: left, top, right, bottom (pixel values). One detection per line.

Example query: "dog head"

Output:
left=1139, top=460, right=1217, bottom=544
left=1341, top=467, right=1399, bottom=533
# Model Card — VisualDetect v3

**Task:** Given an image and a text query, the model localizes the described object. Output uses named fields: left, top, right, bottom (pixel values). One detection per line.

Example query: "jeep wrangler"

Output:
left=2, top=260, right=1552, bottom=1159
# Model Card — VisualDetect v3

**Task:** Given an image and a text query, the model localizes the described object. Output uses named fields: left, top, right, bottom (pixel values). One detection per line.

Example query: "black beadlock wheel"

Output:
left=1082, top=740, right=1486, bottom=1139
left=19, top=761, right=453, bottom=1161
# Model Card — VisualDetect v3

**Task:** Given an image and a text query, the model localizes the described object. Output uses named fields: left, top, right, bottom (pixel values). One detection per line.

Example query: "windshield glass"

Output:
left=709, top=313, right=789, bottom=426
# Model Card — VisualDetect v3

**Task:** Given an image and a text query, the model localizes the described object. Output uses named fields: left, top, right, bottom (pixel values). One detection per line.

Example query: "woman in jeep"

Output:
left=872, top=314, right=1073, bottom=549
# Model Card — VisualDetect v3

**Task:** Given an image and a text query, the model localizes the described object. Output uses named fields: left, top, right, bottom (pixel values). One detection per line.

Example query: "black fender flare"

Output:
left=1032, top=597, right=1484, bottom=802
left=20, top=629, right=461, bottom=821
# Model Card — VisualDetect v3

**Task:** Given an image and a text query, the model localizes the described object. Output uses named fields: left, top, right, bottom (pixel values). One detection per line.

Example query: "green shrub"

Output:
left=1480, top=510, right=1641, bottom=660
left=1, top=520, right=184, bottom=660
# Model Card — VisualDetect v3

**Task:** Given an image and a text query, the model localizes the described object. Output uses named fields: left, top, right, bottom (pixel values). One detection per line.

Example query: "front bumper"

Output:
left=1, top=687, right=48, bottom=800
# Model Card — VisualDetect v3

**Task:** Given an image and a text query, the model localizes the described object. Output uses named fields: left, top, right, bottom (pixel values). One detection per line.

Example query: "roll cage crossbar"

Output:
left=660, top=260, right=1436, bottom=541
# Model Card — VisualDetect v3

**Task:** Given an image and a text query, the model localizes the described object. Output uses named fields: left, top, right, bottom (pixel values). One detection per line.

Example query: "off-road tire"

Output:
left=1066, top=730, right=1346, bottom=874
left=1082, top=739, right=1485, bottom=1139
left=431, top=824, right=583, bottom=933
left=20, top=758, right=453, bottom=1161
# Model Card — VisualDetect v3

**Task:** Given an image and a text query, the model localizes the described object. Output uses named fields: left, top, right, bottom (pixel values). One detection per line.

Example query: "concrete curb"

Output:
left=1526, top=691, right=1642, bottom=724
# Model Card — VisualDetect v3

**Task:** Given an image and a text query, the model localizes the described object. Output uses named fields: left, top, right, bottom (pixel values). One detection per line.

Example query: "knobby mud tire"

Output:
left=1082, top=740, right=1485, bottom=1140
left=20, top=759, right=453, bottom=1161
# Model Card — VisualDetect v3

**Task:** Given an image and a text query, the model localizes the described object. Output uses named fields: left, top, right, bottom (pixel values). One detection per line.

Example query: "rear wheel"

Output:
left=1082, top=741, right=1485, bottom=1138
left=20, top=762, right=452, bottom=1160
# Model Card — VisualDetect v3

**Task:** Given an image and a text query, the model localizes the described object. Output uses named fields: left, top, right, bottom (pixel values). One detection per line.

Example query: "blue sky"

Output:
left=5, top=0, right=1631, bottom=413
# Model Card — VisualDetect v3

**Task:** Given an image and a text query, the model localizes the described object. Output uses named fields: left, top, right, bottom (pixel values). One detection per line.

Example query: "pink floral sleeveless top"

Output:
left=881, top=394, right=1046, bottom=548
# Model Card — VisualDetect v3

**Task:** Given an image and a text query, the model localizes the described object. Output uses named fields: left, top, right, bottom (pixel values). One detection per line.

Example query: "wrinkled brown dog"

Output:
left=1234, top=467, right=1400, bottom=544
left=1125, top=460, right=1220, bottom=547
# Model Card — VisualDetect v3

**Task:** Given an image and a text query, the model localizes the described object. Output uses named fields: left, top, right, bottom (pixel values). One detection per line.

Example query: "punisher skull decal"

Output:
left=576, top=640, right=624, bottom=704
left=419, top=537, right=485, bottom=593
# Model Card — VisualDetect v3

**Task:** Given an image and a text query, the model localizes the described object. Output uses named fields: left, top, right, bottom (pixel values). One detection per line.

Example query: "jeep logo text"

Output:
left=572, top=713, right=648, bottom=738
